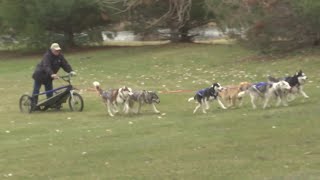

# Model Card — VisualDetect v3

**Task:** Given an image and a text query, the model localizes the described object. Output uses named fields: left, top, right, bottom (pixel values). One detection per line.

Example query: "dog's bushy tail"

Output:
left=188, top=97, right=194, bottom=102
left=93, top=81, right=103, bottom=96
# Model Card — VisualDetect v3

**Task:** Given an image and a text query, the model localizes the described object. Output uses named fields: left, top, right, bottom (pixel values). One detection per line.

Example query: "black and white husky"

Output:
left=128, top=90, right=161, bottom=114
left=188, top=83, right=226, bottom=114
left=268, top=70, right=308, bottom=101
left=238, top=81, right=291, bottom=109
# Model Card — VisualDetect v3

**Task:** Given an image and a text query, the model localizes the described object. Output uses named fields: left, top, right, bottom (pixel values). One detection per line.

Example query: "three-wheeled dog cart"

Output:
left=19, top=74, right=84, bottom=113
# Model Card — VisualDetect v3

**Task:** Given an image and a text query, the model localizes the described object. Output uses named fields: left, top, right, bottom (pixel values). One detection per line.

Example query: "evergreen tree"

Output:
left=0, top=0, right=123, bottom=48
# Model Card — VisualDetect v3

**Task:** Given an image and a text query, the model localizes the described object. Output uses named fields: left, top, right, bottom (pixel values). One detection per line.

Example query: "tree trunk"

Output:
left=64, top=30, right=76, bottom=48
left=313, top=32, right=320, bottom=46
left=170, top=29, right=180, bottom=42
left=170, top=25, right=193, bottom=43
left=179, top=25, right=193, bottom=42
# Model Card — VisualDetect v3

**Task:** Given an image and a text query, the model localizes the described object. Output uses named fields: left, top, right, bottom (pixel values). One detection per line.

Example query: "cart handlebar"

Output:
left=59, top=73, right=76, bottom=82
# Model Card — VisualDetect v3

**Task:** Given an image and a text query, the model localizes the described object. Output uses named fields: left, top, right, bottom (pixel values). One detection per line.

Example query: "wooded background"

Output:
left=0, top=0, right=319, bottom=52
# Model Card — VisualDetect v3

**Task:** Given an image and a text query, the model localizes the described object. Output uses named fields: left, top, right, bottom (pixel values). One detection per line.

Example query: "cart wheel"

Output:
left=19, top=95, right=32, bottom=113
left=68, top=92, right=84, bottom=112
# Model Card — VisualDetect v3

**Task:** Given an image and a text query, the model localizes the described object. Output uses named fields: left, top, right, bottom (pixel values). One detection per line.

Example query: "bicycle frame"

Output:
left=33, top=75, right=76, bottom=107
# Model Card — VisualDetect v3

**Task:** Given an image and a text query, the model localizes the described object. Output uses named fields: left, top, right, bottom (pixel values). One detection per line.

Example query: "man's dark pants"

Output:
left=32, top=80, right=53, bottom=106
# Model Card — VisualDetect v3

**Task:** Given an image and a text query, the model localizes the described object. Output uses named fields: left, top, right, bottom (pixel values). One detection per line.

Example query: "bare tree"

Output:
left=124, top=0, right=211, bottom=42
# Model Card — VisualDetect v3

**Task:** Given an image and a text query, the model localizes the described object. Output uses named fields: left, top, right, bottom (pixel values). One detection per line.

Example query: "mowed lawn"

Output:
left=0, top=44, right=320, bottom=179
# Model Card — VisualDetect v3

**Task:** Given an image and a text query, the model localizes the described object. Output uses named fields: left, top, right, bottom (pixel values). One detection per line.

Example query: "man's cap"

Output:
left=50, top=43, right=61, bottom=51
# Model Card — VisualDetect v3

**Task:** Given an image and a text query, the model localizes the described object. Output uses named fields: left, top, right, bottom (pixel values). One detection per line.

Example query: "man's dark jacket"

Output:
left=32, top=49, right=72, bottom=83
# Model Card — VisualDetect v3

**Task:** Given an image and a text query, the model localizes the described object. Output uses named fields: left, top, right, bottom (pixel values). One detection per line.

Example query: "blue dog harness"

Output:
left=252, top=82, right=270, bottom=94
left=102, top=91, right=113, bottom=101
left=196, top=87, right=218, bottom=99
left=196, top=88, right=209, bottom=97
left=254, top=82, right=269, bottom=88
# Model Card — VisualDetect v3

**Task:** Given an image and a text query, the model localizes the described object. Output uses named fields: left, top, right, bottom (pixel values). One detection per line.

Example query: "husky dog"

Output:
left=268, top=70, right=308, bottom=100
left=128, top=90, right=161, bottom=114
left=188, top=83, right=226, bottom=114
left=93, top=81, right=133, bottom=117
left=239, top=81, right=291, bottom=109
left=218, top=82, right=252, bottom=107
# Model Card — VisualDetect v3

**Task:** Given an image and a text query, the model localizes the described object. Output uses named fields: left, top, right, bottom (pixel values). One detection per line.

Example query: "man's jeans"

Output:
left=32, top=80, right=53, bottom=105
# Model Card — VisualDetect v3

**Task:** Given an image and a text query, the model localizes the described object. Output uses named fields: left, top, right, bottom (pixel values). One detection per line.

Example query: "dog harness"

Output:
left=252, top=82, right=270, bottom=96
left=196, top=88, right=218, bottom=99
left=102, top=91, right=112, bottom=101
left=254, top=82, right=268, bottom=88
left=197, top=88, right=209, bottom=97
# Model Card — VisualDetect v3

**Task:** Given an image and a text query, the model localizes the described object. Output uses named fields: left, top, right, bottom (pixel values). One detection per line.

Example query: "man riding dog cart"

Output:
left=31, top=43, right=76, bottom=110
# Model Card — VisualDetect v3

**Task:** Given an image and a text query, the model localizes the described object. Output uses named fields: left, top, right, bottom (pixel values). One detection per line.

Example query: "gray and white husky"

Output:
left=238, top=80, right=291, bottom=109
left=128, top=90, right=161, bottom=114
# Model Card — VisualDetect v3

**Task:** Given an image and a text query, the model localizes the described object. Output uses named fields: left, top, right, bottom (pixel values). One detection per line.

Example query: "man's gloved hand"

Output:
left=51, top=74, right=59, bottom=79
left=70, top=71, right=77, bottom=76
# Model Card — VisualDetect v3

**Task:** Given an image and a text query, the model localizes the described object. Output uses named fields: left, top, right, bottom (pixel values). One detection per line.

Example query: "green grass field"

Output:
left=0, top=44, right=320, bottom=179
